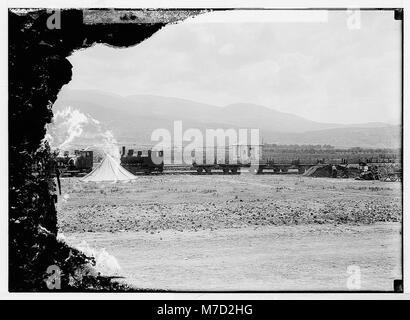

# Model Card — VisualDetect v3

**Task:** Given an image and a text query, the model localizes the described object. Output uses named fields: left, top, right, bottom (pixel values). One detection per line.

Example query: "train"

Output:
left=120, top=146, right=164, bottom=174
left=54, top=145, right=401, bottom=176
left=55, top=150, right=94, bottom=176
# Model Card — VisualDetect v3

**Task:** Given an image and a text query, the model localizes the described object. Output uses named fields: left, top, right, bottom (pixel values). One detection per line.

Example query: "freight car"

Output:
left=190, top=145, right=255, bottom=174
left=120, top=146, right=164, bottom=174
left=56, top=150, right=93, bottom=177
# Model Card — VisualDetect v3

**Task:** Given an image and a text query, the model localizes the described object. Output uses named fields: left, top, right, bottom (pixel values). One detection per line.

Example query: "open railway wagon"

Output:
left=190, top=144, right=261, bottom=174
left=120, top=146, right=164, bottom=174
left=56, top=150, right=94, bottom=177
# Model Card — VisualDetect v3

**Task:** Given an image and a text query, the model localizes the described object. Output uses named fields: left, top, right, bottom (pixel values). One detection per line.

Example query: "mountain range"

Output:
left=51, top=89, right=401, bottom=149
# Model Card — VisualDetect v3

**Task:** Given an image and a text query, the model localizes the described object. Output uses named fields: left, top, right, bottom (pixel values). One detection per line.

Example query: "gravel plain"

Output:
left=57, top=174, right=402, bottom=291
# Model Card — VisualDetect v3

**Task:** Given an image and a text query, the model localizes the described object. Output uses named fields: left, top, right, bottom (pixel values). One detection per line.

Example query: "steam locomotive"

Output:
left=120, top=146, right=164, bottom=174
left=56, top=150, right=94, bottom=177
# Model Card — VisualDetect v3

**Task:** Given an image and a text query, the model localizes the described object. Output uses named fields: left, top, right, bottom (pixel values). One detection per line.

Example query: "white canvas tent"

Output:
left=81, top=153, right=136, bottom=182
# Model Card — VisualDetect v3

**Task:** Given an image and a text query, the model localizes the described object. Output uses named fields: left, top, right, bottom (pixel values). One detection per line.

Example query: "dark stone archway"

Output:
left=8, top=8, right=204, bottom=291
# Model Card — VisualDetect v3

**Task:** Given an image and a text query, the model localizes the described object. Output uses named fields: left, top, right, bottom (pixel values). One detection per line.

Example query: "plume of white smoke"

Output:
left=101, top=129, right=120, bottom=162
left=46, top=106, right=89, bottom=150
left=45, top=106, right=120, bottom=160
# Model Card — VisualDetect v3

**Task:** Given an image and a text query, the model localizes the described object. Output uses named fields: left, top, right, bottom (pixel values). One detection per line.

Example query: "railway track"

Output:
left=60, top=162, right=402, bottom=178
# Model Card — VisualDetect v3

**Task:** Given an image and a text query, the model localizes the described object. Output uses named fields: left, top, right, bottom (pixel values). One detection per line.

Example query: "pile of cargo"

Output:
left=303, top=164, right=331, bottom=177
left=303, top=164, right=360, bottom=178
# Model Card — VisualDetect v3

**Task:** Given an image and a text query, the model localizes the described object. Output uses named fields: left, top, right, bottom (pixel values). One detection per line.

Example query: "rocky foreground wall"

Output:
left=8, top=8, right=203, bottom=291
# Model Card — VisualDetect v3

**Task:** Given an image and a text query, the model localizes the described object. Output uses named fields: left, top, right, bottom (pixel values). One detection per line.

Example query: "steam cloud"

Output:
left=45, top=106, right=120, bottom=160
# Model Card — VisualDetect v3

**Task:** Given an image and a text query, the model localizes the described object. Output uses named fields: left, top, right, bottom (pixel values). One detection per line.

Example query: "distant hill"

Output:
left=51, top=89, right=401, bottom=149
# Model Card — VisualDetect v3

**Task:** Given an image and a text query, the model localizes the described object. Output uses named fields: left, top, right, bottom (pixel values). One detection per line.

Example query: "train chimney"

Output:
left=122, top=146, right=125, bottom=157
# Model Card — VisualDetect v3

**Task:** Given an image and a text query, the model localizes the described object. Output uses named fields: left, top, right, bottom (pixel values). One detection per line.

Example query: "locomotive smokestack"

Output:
left=122, top=146, right=125, bottom=157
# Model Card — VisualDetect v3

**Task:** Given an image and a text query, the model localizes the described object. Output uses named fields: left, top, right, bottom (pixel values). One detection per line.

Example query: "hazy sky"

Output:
left=64, top=10, right=401, bottom=124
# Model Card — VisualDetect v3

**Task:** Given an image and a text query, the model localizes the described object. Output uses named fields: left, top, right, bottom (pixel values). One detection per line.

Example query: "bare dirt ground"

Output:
left=57, top=174, right=402, bottom=291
